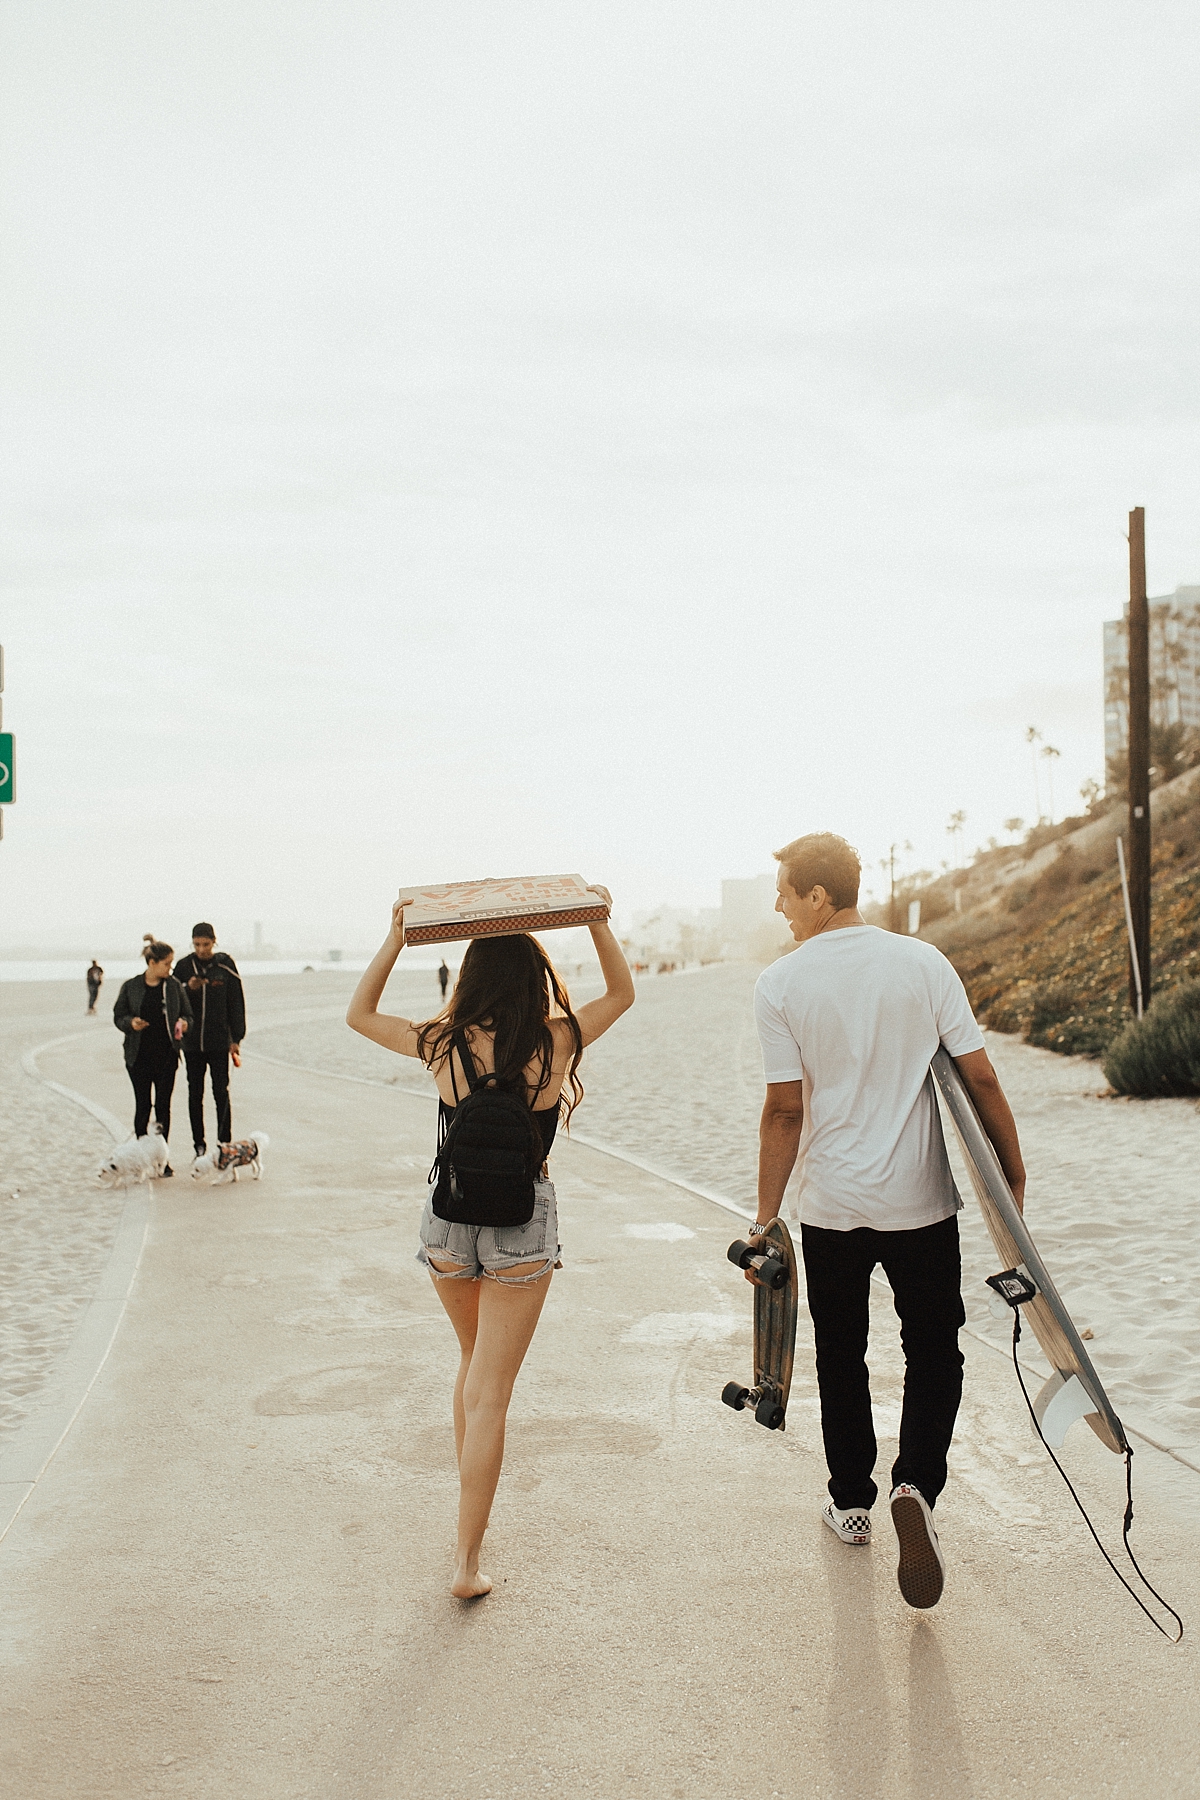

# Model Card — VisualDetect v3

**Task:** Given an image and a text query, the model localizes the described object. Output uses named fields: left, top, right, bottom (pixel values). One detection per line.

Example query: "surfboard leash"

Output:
left=1008, top=1311, right=1184, bottom=1643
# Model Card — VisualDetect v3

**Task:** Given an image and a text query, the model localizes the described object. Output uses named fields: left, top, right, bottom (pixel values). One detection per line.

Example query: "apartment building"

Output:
left=1103, top=584, right=1200, bottom=765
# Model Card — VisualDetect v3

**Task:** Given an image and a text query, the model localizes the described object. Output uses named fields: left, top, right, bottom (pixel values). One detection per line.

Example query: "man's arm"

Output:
left=952, top=1048, right=1026, bottom=1212
left=756, top=1081, right=804, bottom=1225
left=226, top=960, right=246, bottom=1047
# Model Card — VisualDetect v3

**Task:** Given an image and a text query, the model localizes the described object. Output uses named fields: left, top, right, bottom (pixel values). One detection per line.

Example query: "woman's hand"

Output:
left=391, top=895, right=416, bottom=950
left=130, top=1017, right=149, bottom=1031
left=585, top=883, right=613, bottom=912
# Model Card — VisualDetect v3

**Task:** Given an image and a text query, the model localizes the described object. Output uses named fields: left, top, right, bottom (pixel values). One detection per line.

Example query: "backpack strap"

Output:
left=452, top=1028, right=483, bottom=1095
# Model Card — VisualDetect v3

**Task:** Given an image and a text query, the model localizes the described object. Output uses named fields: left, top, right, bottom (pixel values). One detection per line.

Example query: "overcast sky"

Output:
left=2, top=1, right=1199, bottom=951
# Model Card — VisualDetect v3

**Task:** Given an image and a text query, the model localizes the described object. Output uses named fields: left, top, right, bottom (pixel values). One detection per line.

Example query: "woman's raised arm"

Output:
left=345, top=898, right=425, bottom=1057
left=572, top=888, right=635, bottom=1046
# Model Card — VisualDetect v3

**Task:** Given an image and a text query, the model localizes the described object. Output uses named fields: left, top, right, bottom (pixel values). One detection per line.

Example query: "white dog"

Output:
left=190, top=1133, right=269, bottom=1185
left=96, top=1127, right=169, bottom=1188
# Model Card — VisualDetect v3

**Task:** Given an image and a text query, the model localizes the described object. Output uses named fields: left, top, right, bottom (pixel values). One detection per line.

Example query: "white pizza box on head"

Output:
left=402, top=874, right=609, bottom=946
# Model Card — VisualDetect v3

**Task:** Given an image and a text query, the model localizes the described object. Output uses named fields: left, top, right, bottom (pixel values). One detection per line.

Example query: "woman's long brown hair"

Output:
left=416, top=933, right=584, bottom=1121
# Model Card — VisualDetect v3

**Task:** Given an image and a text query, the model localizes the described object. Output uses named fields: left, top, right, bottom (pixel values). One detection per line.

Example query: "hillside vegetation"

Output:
left=909, top=768, right=1200, bottom=1059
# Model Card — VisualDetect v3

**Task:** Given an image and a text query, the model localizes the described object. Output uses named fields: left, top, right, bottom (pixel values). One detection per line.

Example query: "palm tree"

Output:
left=1025, top=726, right=1043, bottom=820
left=1041, top=744, right=1061, bottom=823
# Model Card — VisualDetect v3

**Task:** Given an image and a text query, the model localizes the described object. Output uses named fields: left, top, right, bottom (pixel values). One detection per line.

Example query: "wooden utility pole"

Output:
left=1127, top=506, right=1151, bottom=1013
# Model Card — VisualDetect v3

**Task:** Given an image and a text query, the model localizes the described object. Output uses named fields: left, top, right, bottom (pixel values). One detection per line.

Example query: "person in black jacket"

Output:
left=173, top=922, right=246, bottom=1158
left=112, top=941, right=193, bottom=1172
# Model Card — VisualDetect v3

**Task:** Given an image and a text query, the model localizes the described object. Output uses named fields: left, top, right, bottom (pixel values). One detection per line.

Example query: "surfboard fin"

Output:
left=1033, top=1371, right=1102, bottom=1449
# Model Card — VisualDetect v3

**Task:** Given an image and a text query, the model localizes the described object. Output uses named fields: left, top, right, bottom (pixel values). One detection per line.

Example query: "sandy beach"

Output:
left=1, top=968, right=1198, bottom=1797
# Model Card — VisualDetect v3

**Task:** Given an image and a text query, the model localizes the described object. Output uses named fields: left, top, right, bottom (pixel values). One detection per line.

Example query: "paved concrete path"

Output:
left=1, top=988, right=1198, bottom=1799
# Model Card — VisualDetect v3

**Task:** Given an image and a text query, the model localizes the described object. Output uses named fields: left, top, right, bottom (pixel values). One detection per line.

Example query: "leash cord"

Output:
left=1010, top=1313, right=1183, bottom=1643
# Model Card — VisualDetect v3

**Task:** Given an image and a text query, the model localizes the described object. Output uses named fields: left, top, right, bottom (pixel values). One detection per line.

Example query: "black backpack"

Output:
left=430, top=1030, right=545, bottom=1227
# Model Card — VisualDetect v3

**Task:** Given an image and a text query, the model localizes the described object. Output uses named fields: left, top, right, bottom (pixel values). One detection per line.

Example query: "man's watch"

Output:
left=748, top=1221, right=769, bottom=1237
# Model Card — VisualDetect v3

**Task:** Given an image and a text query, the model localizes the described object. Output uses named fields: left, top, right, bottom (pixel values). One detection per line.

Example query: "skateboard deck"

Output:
left=721, top=1217, right=798, bottom=1432
left=930, top=1048, right=1127, bottom=1454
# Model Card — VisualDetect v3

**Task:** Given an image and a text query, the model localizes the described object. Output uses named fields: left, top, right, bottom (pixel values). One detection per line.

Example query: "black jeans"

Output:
left=129, top=1054, right=178, bottom=1141
left=185, top=1049, right=231, bottom=1151
left=801, top=1215, right=966, bottom=1512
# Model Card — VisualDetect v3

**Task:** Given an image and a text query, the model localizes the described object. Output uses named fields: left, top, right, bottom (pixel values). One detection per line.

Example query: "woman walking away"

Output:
left=113, top=940, right=193, bottom=1174
left=347, top=887, right=634, bottom=1598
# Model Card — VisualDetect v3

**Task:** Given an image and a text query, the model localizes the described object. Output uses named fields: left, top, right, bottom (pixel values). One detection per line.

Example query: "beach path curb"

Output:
left=0, top=1036, right=150, bottom=1543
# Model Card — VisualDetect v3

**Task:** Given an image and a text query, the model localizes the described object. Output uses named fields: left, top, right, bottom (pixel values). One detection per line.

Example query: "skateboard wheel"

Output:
left=721, top=1382, right=749, bottom=1411
left=727, top=1239, right=755, bottom=1269
left=755, top=1395, right=786, bottom=1430
left=756, top=1258, right=789, bottom=1291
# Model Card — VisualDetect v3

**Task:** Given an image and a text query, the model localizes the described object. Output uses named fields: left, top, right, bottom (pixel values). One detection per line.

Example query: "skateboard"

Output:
left=721, top=1217, right=798, bottom=1432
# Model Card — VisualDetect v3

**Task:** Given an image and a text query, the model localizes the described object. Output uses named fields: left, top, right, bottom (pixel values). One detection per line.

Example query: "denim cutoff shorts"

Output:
left=416, top=1178, right=561, bottom=1284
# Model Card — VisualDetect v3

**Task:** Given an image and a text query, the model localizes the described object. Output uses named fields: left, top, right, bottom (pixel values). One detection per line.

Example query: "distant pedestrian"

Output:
left=347, top=883, right=634, bottom=1599
left=173, top=923, right=246, bottom=1159
left=86, top=960, right=104, bottom=1014
left=438, top=960, right=450, bottom=1000
left=112, top=940, right=192, bottom=1172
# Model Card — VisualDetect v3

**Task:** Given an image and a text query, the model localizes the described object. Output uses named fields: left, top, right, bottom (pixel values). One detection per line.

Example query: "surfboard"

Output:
left=930, top=1048, right=1128, bottom=1456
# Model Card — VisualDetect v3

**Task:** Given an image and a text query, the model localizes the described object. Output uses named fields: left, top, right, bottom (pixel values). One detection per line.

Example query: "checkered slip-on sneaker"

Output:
left=890, top=1483, right=945, bottom=1608
left=822, top=1501, right=872, bottom=1545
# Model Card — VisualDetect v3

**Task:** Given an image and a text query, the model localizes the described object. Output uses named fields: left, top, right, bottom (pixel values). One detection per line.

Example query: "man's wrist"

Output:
left=749, top=1221, right=769, bottom=1236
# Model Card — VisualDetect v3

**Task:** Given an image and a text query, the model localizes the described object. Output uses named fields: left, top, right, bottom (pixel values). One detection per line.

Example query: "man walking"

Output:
left=174, top=922, right=246, bottom=1159
left=752, top=833, right=1025, bottom=1608
left=86, top=960, right=104, bottom=1014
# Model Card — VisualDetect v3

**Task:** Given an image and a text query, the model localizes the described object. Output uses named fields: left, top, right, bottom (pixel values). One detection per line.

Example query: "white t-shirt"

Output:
left=754, top=926, right=985, bottom=1233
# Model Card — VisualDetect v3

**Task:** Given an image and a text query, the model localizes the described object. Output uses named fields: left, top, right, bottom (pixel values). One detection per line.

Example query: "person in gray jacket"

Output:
left=112, top=940, right=193, bottom=1173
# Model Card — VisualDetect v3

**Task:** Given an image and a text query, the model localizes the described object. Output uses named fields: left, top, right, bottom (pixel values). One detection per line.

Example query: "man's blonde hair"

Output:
left=773, top=833, right=861, bottom=910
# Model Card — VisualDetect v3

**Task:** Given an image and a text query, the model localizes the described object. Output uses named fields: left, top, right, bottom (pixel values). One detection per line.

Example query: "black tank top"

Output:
left=436, top=1034, right=560, bottom=1160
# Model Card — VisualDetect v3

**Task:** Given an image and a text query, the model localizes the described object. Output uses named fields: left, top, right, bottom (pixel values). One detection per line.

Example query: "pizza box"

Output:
left=402, top=874, right=609, bottom=945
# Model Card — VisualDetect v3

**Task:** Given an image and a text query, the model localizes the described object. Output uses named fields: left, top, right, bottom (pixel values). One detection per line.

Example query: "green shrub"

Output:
left=1028, top=980, right=1076, bottom=1034
left=1102, top=981, right=1200, bottom=1096
left=1039, top=848, right=1078, bottom=894
left=1024, top=980, right=1114, bottom=1056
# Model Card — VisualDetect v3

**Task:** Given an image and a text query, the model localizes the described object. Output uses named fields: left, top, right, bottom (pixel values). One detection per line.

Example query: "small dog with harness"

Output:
left=191, top=1133, right=270, bottom=1184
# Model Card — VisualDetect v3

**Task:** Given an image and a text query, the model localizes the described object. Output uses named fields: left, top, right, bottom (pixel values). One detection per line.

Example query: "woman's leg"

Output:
left=452, top=1263, right=552, bottom=1596
left=425, top=1267, right=481, bottom=1467
left=130, top=1062, right=152, bottom=1138
left=154, top=1060, right=177, bottom=1143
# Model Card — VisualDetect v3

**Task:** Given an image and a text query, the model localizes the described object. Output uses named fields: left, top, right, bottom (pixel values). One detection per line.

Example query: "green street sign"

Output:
left=0, top=732, right=15, bottom=804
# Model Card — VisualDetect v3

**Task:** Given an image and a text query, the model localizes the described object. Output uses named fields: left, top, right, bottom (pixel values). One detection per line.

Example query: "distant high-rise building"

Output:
left=720, top=873, right=778, bottom=939
left=1103, top=584, right=1200, bottom=771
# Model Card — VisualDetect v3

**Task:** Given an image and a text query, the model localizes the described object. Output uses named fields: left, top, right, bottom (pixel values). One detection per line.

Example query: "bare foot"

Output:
left=451, top=1564, right=492, bottom=1600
